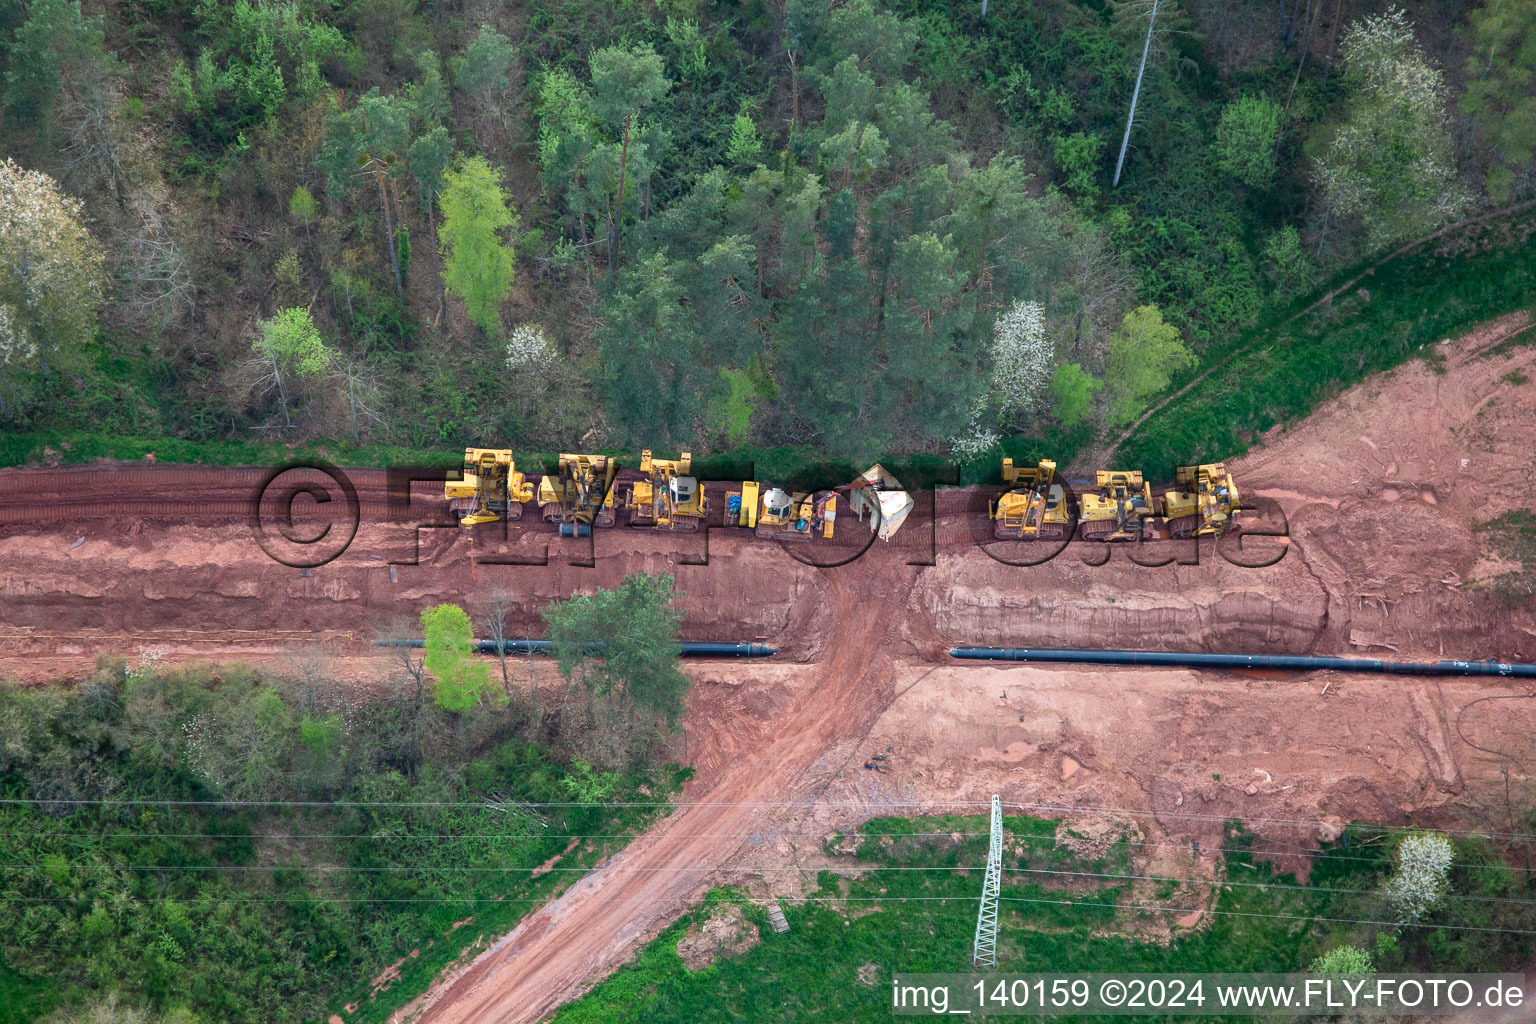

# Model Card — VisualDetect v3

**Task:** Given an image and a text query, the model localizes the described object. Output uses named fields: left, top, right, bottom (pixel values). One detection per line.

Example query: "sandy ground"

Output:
left=2, top=313, right=1535, bottom=1022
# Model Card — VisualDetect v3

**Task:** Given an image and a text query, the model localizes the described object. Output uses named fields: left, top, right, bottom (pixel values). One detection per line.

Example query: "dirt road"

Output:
left=409, top=573, right=900, bottom=1024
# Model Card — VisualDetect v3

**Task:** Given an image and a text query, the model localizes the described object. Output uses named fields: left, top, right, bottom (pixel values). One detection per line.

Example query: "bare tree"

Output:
left=278, top=643, right=340, bottom=711
left=57, top=89, right=128, bottom=210
left=331, top=356, right=386, bottom=444
left=117, top=193, right=195, bottom=330
left=480, top=589, right=517, bottom=697
left=373, top=615, right=427, bottom=703
left=1114, top=0, right=1161, bottom=188
left=1066, top=224, right=1133, bottom=361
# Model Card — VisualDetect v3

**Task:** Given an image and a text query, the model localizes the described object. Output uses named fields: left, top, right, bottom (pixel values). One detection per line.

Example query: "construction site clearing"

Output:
left=0, top=312, right=1534, bottom=1024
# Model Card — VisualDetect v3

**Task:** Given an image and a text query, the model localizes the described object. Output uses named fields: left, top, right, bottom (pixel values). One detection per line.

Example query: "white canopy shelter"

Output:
left=846, top=464, right=913, bottom=541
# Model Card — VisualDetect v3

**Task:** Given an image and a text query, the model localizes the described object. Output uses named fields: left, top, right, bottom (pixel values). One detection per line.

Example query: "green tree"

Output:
left=1315, top=8, right=1469, bottom=252
left=407, top=125, right=454, bottom=211
left=1214, top=95, right=1280, bottom=189
left=1102, top=304, right=1194, bottom=426
left=587, top=44, right=670, bottom=279
left=318, top=89, right=415, bottom=296
left=251, top=306, right=329, bottom=427
left=561, top=759, right=619, bottom=802
left=725, top=111, right=763, bottom=165
left=663, top=16, right=706, bottom=79
left=1048, top=362, right=1100, bottom=428
left=542, top=572, right=689, bottom=762
left=288, top=185, right=318, bottom=235
left=819, top=120, right=887, bottom=187
left=420, top=603, right=496, bottom=712
left=1309, top=944, right=1375, bottom=974
left=438, top=156, right=518, bottom=337
left=1460, top=0, right=1536, bottom=201
left=0, top=158, right=105, bottom=422
left=1053, top=132, right=1103, bottom=199
left=407, top=49, right=451, bottom=127
left=1261, top=226, right=1314, bottom=296
left=1, top=0, right=107, bottom=126
left=453, top=25, right=513, bottom=126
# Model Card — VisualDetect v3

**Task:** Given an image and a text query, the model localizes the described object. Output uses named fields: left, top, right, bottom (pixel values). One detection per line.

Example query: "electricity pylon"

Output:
left=972, top=794, right=1002, bottom=969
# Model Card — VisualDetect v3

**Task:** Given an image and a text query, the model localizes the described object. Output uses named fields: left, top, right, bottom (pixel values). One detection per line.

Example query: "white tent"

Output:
left=846, top=464, right=913, bottom=541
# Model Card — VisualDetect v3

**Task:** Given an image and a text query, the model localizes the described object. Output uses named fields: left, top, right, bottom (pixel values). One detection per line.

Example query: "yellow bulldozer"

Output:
left=1163, top=462, right=1240, bottom=538
left=1079, top=469, right=1158, bottom=542
left=536, top=453, right=617, bottom=537
left=626, top=449, right=708, bottom=531
left=990, top=458, right=1071, bottom=540
left=444, top=448, right=534, bottom=527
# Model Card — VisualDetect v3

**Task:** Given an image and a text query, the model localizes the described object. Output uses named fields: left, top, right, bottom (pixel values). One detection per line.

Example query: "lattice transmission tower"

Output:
left=972, top=794, right=1002, bottom=969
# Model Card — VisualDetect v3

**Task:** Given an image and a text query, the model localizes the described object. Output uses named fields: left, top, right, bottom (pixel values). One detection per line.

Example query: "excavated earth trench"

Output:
left=2, top=312, right=1535, bottom=1022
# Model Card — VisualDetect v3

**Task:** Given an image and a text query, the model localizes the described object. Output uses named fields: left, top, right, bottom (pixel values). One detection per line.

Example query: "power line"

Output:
left=8, top=795, right=1536, bottom=843
left=0, top=794, right=1509, bottom=839
left=0, top=890, right=1530, bottom=939
left=1, top=828, right=1527, bottom=875
left=8, top=860, right=1534, bottom=909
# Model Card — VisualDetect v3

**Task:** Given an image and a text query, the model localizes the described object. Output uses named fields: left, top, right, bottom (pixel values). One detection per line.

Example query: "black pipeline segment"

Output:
left=377, top=639, right=778, bottom=658
left=949, top=647, right=1536, bottom=678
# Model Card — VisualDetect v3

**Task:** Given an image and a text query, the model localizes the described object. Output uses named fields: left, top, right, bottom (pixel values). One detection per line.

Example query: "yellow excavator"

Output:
left=990, top=458, right=1071, bottom=540
left=1163, top=462, right=1241, bottom=538
left=1079, top=469, right=1158, bottom=541
left=626, top=449, right=708, bottom=531
left=444, top=448, right=535, bottom=527
left=536, top=453, right=617, bottom=537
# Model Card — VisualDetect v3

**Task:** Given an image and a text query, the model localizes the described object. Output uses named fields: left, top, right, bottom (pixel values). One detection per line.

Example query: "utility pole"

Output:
left=972, top=794, right=1002, bottom=969
left=1113, top=0, right=1159, bottom=188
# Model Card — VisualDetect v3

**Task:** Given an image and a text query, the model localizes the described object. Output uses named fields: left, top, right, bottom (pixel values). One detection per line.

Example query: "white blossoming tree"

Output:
left=1314, top=8, right=1469, bottom=252
left=505, top=322, right=559, bottom=377
left=948, top=298, right=1052, bottom=460
left=0, top=159, right=106, bottom=421
left=1384, top=831, right=1454, bottom=923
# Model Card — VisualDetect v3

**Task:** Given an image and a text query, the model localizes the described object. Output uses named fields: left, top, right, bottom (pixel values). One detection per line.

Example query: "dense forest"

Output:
left=1, top=0, right=1531, bottom=462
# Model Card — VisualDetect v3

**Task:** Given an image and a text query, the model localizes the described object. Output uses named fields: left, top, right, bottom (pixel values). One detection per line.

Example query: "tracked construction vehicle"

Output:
left=989, top=458, right=1072, bottom=540
left=1079, top=470, right=1158, bottom=541
left=626, top=450, right=708, bottom=532
left=1163, top=462, right=1241, bottom=537
left=444, top=448, right=535, bottom=526
left=536, top=453, right=617, bottom=537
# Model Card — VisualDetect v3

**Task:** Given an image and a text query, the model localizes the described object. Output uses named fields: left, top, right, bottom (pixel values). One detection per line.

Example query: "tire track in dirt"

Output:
left=410, top=568, right=903, bottom=1024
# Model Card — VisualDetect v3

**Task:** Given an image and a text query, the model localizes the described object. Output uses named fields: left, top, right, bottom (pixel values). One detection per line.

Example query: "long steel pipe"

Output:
left=377, top=639, right=778, bottom=658
left=949, top=646, right=1536, bottom=678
